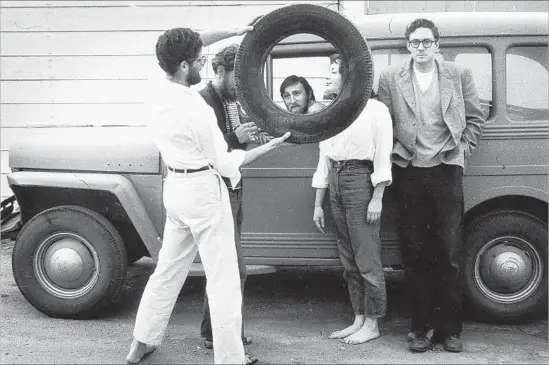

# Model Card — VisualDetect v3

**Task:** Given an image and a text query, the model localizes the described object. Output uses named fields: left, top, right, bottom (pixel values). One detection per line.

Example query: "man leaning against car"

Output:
left=377, top=18, right=486, bottom=353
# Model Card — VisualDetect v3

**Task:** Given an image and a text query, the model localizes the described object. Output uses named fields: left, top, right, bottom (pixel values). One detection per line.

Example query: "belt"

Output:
left=329, top=159, right=373, bottom=169
left=167, top=165, right=211, bottom=174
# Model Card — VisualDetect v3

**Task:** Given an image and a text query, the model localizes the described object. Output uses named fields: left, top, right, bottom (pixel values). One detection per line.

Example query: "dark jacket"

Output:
left=378, top=58, right=485, bottom=168
left=199, top=81, right=248, bottom=152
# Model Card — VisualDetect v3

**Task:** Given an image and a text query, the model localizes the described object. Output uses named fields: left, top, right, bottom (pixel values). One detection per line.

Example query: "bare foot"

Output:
left=125, top=338, right=156, bottom=364
left=341, top=318, right=380, bottom=345
left=329, top=323, right=363, bottom=339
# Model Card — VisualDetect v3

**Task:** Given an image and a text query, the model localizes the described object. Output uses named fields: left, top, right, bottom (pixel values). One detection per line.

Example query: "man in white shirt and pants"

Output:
left=312, top=54, right=393, bottom=345
left=125, top=25, right=290, bottom=365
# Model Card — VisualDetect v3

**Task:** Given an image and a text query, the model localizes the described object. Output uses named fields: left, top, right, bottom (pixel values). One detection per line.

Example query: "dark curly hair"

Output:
left=279, top=75, right=316, bottom=101
left=404, top=18, right=440, bottom=41
left=155, top=27, right=203, bottom=76
left=212, top=44, right=238, bottom=74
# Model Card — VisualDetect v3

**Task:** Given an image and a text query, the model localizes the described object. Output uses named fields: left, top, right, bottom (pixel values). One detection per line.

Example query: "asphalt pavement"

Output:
left=1, top=238, right=547, bottom=364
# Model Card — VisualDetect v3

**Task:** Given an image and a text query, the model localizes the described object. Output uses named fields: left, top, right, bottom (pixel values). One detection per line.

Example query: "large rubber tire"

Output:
left=462, top=209, right=547, bottom=323
left=235, top=4, right=373, bottom=144
left=12, top=205, right=127, bottom=319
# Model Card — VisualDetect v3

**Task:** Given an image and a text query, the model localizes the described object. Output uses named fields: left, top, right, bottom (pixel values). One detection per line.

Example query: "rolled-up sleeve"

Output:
left=312, top=142, right=330, bottom=189
left=194, top=107, right=245, bottom=188
left=371, top=103, right=393, bottom=187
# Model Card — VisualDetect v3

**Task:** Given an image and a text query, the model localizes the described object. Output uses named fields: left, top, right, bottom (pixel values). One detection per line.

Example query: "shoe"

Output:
left=407, top=328, right=434, bottom=344
left=125, top=338, right=156, bottom=364
left=245, top=354, right=259, bottom=365
left=407, top=330, right=422, bottom=344
left=204, top=336, right=253, bottom=349
left=443, top=335, right=463, bottom=353
left=409, top=332, right=433, bottom=353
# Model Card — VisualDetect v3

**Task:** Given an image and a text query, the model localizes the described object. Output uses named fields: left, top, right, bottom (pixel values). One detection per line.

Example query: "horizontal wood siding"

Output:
left=365, top=0, right=548, bottom=14
left=0, top=1, right=333, bottom=200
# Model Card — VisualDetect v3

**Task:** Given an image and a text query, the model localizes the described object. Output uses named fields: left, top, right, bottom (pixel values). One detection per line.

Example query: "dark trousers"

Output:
left=393, top=164, right=464, bottom=338
left=329, top=161, right=387, bottom=318
left=201, top=186, right=247, bottom=340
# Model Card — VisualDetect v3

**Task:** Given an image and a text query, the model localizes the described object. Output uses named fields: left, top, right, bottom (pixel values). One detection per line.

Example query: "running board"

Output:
left=188, top=263, right=277, bottom=277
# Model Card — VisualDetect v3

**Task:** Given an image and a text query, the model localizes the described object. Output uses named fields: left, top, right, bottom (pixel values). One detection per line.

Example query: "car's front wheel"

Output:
left=12, top=205, right=127, bottom=318
left=463, top=209, right=547, bottom=323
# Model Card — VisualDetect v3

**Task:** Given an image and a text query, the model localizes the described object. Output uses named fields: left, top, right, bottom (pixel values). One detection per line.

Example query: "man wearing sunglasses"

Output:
left=378, top=18, right=485, bottom=354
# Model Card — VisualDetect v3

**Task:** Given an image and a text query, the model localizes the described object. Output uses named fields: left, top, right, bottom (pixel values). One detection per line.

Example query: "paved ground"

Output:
left=1, top=238, right=547, bottom=364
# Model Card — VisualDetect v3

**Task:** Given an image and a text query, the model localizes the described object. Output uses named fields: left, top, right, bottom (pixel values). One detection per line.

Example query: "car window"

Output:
left=272, top=47, right=494, bottom=119
left=372, top=47, right=493, bottom=119
left=506, top=46, right=548, bottom=122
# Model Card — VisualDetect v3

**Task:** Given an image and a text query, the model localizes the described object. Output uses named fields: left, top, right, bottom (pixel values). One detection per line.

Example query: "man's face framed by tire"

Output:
left=235, top=4, right=374, bottom=144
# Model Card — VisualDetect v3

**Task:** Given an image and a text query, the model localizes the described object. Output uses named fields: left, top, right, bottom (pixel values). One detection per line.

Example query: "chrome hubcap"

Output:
left=34, top=233, right=100, bottom=299
left=474, top=236, right=542, bottom=303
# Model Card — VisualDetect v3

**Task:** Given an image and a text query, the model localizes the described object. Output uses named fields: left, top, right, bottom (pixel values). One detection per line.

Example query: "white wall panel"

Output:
left=1, top=1, right=330, bottom=8
left=1, top=104, right=147, bottom=127
left=2, top=80, right=148, bottom=103
left=0, top=126, right=150, bottom=152
left=1, top=3, right=333, bottom=32
left=0, top=54, right=231, bottom=80
left=1, top=55, right=158, bottom=80
left=1, top=32, right=160, bottom=56
left=1, top=151, right=10, bottom=174
left=1, top=175, right=12, bottom=200
left=0, top=31, right=258, bottom=57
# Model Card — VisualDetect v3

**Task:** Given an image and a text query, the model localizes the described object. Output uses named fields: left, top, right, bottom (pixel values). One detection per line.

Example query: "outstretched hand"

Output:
left=269, top=131, right=292, bottom=148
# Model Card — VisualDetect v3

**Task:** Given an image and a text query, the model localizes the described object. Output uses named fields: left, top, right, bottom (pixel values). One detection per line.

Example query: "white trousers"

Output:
left=133, top=170, right=245, bottom=364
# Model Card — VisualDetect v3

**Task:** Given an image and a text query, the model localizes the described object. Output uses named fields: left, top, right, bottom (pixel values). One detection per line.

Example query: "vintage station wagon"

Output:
left=3, top=11, right=547, bottom=322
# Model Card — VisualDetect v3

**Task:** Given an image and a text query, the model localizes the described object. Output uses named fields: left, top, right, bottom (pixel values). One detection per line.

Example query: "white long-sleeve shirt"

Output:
left=146, top=76, right=245, bottom=188
left=312, top=99, right=393, bottom=189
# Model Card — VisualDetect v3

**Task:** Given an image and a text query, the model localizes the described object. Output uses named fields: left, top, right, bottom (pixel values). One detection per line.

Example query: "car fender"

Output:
left=7, top=171, right=161, bottom=259
left=465, top=184, right=549, bottom=212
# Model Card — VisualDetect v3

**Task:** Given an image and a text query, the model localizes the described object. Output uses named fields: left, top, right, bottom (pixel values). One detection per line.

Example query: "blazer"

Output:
left=199, top=81, right=248, bottom=152
left=377, top=58, right=485, bottom=168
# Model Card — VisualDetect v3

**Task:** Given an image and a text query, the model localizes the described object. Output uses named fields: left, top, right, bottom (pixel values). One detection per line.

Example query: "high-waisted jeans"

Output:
left=329, top=161, right=386, bottom=318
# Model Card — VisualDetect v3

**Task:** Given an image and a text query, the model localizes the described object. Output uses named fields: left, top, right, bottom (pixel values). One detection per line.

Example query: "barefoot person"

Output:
left=312, top=54, right=393, bottom=344
left=125, top=24, right=290, bottom=364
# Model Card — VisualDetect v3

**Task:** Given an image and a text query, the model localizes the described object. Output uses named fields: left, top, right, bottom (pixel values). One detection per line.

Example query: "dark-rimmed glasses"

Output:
left=408, top=39, right=435, bottom=48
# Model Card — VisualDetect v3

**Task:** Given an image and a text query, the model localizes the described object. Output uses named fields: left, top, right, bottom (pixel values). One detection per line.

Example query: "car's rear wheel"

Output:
left=12, top=205, right=127, bottom=318
left=463, top=209, right=547, bottom=322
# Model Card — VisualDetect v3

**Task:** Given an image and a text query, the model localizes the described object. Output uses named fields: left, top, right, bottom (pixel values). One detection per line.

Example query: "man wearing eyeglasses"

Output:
left=125, top=24, right=291, bottom=365
left=378, top=18, right=485, bottom=353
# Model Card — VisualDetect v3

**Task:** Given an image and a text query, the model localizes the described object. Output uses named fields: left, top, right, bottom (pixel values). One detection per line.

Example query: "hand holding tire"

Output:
left=235, top=122, right=259, bottom=143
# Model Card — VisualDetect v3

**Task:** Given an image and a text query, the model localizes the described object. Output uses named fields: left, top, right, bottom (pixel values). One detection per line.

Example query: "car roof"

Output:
left=279, top=12, right=548, bottom=44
